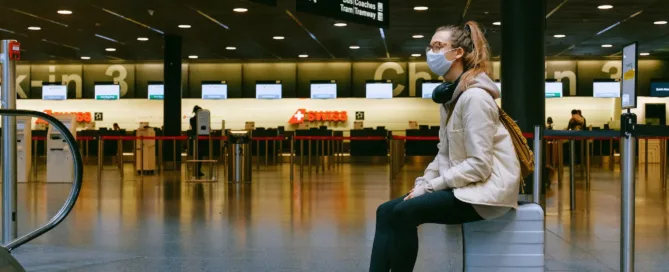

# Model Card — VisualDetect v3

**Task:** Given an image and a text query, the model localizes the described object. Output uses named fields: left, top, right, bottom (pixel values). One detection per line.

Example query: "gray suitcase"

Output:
left=462, top=202, right=545, bottom=272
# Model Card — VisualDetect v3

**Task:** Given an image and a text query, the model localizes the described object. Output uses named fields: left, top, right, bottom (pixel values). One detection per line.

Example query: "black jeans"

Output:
left=369, top=189, right=483, bottom=272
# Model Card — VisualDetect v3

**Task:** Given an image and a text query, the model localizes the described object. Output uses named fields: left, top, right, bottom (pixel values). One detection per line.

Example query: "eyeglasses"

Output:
left=426, top=41, right=451, bottom=53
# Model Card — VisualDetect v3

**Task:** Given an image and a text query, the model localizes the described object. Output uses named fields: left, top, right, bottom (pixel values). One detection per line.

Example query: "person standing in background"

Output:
left=568, top=110, right=584, bottom=130
left=113, top=123, right=121, bottom=131
left=546, top=117, right=554, bottom=130
left=577, top=110, right=587, bottom=129
left=190, top=105, right=204, bottom=177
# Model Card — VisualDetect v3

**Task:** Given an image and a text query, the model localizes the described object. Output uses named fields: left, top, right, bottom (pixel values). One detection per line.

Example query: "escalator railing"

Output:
left=0, top=109, right=83, bottom=252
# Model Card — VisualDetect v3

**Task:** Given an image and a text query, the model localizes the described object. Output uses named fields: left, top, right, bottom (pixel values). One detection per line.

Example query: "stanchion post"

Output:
left=158, top=139, right=163, bottom=173
left=569, top=139, right=576, bottom=211
left=97, top=138, right=103, bottom=182
left=389, top=139, right=395, bottom=180
left=300, top=139, right=304, bottom=179
left=532, top=126, right=543, bottom=205
left=558, top=140, right=563, bottom=183
left=644, top=138, right=648, bottom=173
left=321, top=139, right=325, bottom=172
left=586, top=140, right=591, bottom=189
left=308, top=139, right=312, bottom=174
left=32, top=138, right=37, bottom=180
left=118, top=139, right=124, bottom=179
left=140, top=136, right=144, bottom=177
left=265, top=139, right=269, bottom=168
left=256, top=139, right=260, bottom=171
left=620, top=112, right=636, bottom=272
left=172, top=139, right=177, bottom=171
left=290, top=136, right=294, bottom=182
left=1, top=39, right=18, bottom=242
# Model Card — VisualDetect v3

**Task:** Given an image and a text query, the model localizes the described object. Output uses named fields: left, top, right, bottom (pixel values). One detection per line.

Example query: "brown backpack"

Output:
left=445, top=101, right=534, bottom=193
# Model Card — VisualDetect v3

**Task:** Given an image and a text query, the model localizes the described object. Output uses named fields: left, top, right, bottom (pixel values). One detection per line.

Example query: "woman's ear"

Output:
left=455, top=47, right=465, bottom=60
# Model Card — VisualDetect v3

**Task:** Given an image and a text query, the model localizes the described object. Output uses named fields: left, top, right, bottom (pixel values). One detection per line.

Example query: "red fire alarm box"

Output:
left=8, top=41, right=20, bottom=61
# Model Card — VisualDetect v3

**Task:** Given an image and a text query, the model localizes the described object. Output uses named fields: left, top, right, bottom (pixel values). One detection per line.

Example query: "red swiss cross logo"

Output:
left=289, top=109, right=307, bottom=124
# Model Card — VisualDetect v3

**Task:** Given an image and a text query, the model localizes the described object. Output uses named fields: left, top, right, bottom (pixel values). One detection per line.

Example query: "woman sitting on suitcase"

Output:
left=369, top=21, right=521, bottom=272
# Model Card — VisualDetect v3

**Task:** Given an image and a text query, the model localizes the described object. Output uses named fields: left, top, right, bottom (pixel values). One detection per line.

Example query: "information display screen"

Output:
left=148, top=84, right=164, bottom=100
left=650, top=81, right=669, bottom=97
left=256, top=83, right=282, bottom=100
left=310, top=83, right=337, bottom=99
left=296, top=0, right=390, bottom=28
left=42, top=85, right=67, bottom=100
left=593, top=81, right=621, bottom=98
left=421, top=82, right=441, bottom=99
left=366, top=82, right=393, bottom=99
left=545, top=82, right=563, bottom=98
left=94, top=84, right=120, bottom=100
left=202, top=83, right=228, bottom=100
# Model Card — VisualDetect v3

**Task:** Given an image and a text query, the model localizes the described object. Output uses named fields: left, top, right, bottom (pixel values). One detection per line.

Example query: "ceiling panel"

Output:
left=0, top=0, right=667, bottom=61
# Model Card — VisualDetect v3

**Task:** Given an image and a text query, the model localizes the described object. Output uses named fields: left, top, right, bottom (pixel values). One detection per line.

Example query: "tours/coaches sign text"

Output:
left=296, top=0, right=390, bottom=28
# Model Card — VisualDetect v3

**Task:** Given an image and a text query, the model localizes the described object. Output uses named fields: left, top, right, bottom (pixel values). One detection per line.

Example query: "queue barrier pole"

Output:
left=532, top=126, right=542, bottom=205
left=290, top=136, right=294, bottom=182
left=118, top=139, right=124, bottom=179
left=569, top=139, right=576, bottom=211
left=620, top=113, right=636, bottom=272
left=300, top=139, right=304, bottom=179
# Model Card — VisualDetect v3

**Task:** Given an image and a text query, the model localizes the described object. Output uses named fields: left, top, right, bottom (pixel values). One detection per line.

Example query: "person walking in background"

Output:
left=369, top=21, right=521, bottom=272
left=568, top=109, right=585, bottom=130
left=546, top=117, right=554, bottom=130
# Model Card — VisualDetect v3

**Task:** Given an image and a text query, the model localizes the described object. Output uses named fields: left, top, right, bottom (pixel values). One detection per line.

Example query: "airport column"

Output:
left=500, top=0, right=545, bottom=195
left=163, top=34, right=182, bottom=171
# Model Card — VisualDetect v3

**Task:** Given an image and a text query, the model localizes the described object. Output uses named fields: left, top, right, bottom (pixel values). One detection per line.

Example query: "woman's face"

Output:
left=429, top=30, right=464, bottom=79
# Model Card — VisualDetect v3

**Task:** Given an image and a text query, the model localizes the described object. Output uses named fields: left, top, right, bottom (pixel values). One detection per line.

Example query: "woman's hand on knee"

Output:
left=404, top=184, right=432, bottom=200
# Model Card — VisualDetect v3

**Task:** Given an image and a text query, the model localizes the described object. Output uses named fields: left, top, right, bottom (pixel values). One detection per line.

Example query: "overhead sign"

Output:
left=296, top=0, right=390, bottom=28
left=289, top=109, right=348, bottom=124
left=621, top=43, right=637, bottom=109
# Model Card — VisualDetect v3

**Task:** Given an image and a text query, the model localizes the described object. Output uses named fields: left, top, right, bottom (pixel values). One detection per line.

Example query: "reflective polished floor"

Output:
left=2, top=160, right=669, bottom=271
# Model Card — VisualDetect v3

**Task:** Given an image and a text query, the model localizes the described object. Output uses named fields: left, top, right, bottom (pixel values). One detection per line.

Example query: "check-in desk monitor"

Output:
left=366, top=81, right=393, bottom=99
left=256, top=81, right=282, bottom=100
left=310, top=81, right=337, bottom=99
left=17, top=117, right=32, bottom=182
left=46, top=115, right=77, bottom=183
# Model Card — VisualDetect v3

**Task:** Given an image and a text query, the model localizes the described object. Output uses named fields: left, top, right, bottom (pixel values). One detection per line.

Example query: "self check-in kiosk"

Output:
left=135, top=122, right=156, bottom=174
left=46, top=114, right=76, bottom=183
left=17, top=117, right=32, bottom=182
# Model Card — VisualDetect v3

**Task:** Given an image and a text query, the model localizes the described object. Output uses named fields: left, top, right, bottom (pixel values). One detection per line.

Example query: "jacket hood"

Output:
left=448, top=72, right=500, bottom=104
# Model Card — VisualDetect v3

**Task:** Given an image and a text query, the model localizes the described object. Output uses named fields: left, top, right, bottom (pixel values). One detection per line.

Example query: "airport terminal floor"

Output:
left=2, top=162, right=668, bottom=272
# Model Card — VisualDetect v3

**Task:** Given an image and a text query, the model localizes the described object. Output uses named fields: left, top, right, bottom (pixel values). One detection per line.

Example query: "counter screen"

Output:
left=366, top=83, right=393, bottom=99
left=148, top=84, right=164, bottom=100
left=95, top=84, right=120, bottom=100
left=310, top=83, right=337, bottom=99
left=421, top=82, right=441, bottom=99
left=650, top=82, right=669, bottom=97
left=202, top=84, right=228, bottom=100
left=256, top=83, right=282, bottom=100
left=42, top=85, right=67, bottom=100
left=593, top=82, right=620, bottom=98
left=545, top=82, right=563, bottom=98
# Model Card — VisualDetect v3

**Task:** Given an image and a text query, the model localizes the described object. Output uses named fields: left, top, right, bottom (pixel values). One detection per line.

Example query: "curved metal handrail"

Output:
left=0, top=109, right=83, bottom=251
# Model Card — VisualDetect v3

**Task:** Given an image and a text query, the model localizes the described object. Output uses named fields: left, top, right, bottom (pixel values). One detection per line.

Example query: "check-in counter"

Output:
left=350, top=128, right=387, bottom=157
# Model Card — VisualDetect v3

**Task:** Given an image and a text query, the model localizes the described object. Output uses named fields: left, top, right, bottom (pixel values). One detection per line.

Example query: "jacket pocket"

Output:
left=447, top=129, right=466, bottom=161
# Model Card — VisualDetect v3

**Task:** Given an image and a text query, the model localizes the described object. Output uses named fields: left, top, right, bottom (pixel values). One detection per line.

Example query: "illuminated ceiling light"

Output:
left=554, top=34, right=566, bottom=38
left=334, top=22, right=347, bottom=27
left=80, top=56, right=90, bottom=60
left=349, top=45, right=360, bottom=49
left=414, top=6, right=429, bottom=11
left=493, top=21, right=501, bottom=26
left=411, top=54, right=421, bottom=57
left=188, top=55, right=198, bottom=59
left=233, top=8, right=248, bottom=13
left=178, top=24, right=191, bottom=29
left=601, top=44, right=613, bottom=48
left=298, top=54, right=309, bottom=58
left=137, top=37, right=149, bottom=41
left=654, top=21, right=668, bottom=25
left=105, top=48, right=116, bottom=52
left=27, top=26, right=41, bottom=31
left=412, top=34, right=424, bottom=39
left=225, top=46, right=236, bottom=50
left=57, top=10, right=72, bottom=15
left=273, top=36, right=285, bottom=40
left=598, top=5, right=613, bottom=10
left=640, top=52, right=650, bottom=56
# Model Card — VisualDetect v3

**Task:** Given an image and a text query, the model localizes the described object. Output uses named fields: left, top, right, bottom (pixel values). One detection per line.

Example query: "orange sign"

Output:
left=288, top=109, right=347, bottom=124
left=36, top=110, right=92, bottom=124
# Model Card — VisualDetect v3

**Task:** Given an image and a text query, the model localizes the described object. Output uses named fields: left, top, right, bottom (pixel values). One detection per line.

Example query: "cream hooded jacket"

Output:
left=421, top=72, right=521, bottom=215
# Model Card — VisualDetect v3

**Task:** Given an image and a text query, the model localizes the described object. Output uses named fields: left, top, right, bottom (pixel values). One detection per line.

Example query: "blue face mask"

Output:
left=426, top=48, right=457, bottom=76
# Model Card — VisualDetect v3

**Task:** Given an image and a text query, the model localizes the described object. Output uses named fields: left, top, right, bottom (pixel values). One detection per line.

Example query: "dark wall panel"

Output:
left=242, top=63, right=297, bottom=98
left=82, top=64, right=136, bottom=99
left=638, top=60, right=669, bottom=96
left=296, top=62, right=352, bottom=98
left=545, top=61, right=577, bottom=96
left=15, top=65, right=31, bottom=99
left=351, top=62, right=408, bottom=98
left=30, top=64, right=83, bottom=99
left=189, top=63, right=243, bottom=98
left=135, top=63, right=190, bottom=99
